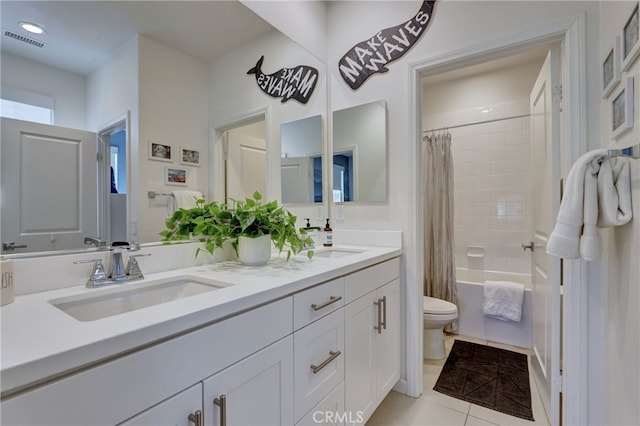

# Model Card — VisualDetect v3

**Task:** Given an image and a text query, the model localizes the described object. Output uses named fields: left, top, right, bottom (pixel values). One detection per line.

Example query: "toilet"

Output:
left=423, top=296, right=459, bottom=359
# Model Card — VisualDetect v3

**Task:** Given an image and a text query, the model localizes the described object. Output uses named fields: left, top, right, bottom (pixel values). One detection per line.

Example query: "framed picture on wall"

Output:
left=179, top=146, right=201, bottom=166
left=622, top=2, right=640, bottom=71
left=611, top=76, right=634, bottom=139
left=603, top=35, right=622, bottom=98
left=148, top=140, right=173, bottom=162
left=164, top=166, right=188, bottom=186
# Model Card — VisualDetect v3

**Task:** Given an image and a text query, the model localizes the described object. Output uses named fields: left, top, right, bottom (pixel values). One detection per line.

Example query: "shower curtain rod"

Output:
left=423, top=113, right=531, bottom=134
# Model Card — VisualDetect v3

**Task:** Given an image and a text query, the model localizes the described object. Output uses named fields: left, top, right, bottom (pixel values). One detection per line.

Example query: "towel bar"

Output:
left=147, top=191, right=174, bottom=199
left=597, top=143, right=640, bottom=164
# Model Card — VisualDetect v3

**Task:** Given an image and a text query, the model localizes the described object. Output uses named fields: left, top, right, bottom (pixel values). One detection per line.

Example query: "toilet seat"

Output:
left=423, top=296, right=457, bottom=315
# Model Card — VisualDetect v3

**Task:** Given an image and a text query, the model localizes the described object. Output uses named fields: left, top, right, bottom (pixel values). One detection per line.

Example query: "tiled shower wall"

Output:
left=428, top=100, right=533, bottom=284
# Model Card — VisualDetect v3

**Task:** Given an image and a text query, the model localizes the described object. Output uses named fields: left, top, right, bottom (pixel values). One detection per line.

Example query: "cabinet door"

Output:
left=203, top=336, right=294, bottom=426
left=375, top=278, right=401, bottom=404
left=118, top=383, right=203, bottom=426
left=344, top=291, right=377, bottom=422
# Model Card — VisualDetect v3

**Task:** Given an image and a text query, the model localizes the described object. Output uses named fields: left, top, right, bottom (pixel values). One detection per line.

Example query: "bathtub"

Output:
left=454, top=269, right=532, bottom=349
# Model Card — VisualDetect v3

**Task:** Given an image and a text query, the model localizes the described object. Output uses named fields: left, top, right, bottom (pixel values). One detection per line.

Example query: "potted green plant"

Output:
left=160, top=191, right=313, bottom=264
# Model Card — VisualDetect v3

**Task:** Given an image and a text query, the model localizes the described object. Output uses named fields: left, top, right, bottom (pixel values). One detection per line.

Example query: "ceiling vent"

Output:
left=3, top=29, right=45, bottom=48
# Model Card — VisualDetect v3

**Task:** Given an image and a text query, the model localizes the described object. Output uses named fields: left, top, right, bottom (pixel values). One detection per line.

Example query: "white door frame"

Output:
left=210, top=107, right=270, bottom=202
left=408, top=14, right=587, bottom=425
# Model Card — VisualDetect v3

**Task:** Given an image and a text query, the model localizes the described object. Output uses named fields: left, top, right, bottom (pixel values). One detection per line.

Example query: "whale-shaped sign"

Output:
left=247, top=56, right=318, bottom=104
left=339, top=0, right=436, bottom=90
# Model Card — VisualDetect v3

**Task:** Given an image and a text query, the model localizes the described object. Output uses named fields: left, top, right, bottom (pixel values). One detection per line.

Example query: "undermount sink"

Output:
left=313, top=248, right=364, bottom=259
left=50, top=276, right=230, bottom=322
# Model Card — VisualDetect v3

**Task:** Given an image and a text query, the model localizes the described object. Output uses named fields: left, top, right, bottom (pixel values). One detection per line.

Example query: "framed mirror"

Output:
left=280, top=115, right=323, bottom=204
left=332, top=100, right=387, bottom=202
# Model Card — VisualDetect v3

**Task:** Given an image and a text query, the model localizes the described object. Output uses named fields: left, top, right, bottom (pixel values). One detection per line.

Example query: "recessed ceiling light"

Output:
left=19, top=21, right=45, bottom=35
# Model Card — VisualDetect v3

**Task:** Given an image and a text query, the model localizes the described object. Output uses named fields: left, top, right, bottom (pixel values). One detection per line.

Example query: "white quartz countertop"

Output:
left=0, top=245, right=401, bottom=396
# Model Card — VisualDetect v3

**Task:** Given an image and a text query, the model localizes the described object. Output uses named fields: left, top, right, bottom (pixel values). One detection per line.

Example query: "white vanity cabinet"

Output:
left=1, top=298, right=293, bottom=426
left=344, top=259, right=401, bottom=424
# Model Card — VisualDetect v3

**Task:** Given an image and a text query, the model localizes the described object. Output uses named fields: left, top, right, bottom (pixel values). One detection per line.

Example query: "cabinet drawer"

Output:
left=294, top=277, right=345, bottom=330
left=296, top=381, right=345, bottom=426
left=117, top=383, right=202, bottom=426
left=345, top=257, right=400, bottom=303
left=294, top=308, right=345, bottom=422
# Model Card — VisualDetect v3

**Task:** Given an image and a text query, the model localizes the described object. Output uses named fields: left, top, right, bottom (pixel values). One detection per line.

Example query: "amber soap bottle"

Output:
left=323, top=219, right=333, bottom=247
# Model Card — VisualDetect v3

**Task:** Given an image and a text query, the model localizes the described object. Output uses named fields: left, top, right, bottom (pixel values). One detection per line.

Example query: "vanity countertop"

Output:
left=0, top=245, right=401, bottom=397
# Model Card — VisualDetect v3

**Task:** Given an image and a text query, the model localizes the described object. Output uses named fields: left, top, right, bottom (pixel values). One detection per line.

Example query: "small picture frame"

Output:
left=164, top=166, right=188, bottom=186
left=180, top=146, right=201, bottom=166
left=611, top=76, right=634, bottom=139
left=622, top=3, right=640, bottom=71
left=603, top=35, right=622, bottom=98
left=148, top=140, right=172, bottom=162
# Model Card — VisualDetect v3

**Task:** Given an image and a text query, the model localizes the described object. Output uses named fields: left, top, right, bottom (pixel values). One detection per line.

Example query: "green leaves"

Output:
left=159, top=191, right=313, bottom=260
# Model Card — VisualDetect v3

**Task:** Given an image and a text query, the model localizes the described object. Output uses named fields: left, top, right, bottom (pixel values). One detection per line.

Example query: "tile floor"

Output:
left=367, top=334, right=550, bottom=426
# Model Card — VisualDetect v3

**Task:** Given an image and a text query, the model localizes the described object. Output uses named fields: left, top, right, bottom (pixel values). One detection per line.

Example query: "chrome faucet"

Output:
left=84, top=236, right=107, bottom=249
left=74, top=241, right=151, bottom=288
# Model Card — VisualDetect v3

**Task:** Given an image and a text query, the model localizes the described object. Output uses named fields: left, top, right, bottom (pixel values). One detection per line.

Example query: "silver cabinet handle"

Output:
left=311, top=295, right=342, bottom=311
left=188, top=410, right=202, bottom=426
left=2, top=242, right=27, bottom=251
left=214, top=394, right=227, bottom=426
left=310, top=350, right=341, bottom=374
left=374, top=298, right=383, bottom=334
left=381, top=296, right=387, bottom=330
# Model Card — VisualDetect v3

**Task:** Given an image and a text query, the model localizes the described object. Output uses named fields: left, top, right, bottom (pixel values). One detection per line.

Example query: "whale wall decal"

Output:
left=338, top=0, right=436, bottom=90
left=247, top=56, right=319, bottom=104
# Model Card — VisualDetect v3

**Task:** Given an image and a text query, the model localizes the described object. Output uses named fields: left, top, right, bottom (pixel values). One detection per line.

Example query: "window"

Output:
left=1, top=86, right=54, bottom=124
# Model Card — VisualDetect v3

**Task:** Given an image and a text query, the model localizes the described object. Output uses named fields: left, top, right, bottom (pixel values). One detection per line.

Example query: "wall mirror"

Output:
left=280, top=115, right=323, bottom=204
left=0, top=1, right=327, bottom=256
left=332, top=100, right=387, bottom=202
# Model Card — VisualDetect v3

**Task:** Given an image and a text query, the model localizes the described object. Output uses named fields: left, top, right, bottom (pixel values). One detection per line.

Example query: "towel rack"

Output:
left=147, top=191, right=174, bottom=199
left=597, top=143, right=640, bottom=164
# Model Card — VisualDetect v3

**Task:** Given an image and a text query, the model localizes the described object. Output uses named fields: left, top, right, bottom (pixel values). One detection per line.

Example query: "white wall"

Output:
left=327, top=0, right=601, bottom=406
left=599, top=2, right=640, bottom=425
left=1, top=52, right=87, bottom=129
left=87, top=36, right=140, bottom=241
left=138, top=35, right=209, bottom=244
left=208, top=29, right=327, bottom=225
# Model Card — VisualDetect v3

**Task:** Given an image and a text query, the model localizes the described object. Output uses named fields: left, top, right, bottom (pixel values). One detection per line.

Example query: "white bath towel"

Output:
left=482, top=281, right=525, bottom=322
left=547, top=149, right=633, bottom=261
left=597, top=157, right=632, bottom=227
left=171, top=190, right=203, bottom=210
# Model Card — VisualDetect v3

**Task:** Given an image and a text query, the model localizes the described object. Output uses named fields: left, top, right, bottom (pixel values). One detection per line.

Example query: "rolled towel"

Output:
left=482, top=281, right=525, bottom=322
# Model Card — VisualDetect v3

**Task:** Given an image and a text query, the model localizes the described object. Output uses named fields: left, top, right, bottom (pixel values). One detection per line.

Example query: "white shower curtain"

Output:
left=423, top=132, right=458, bottom=331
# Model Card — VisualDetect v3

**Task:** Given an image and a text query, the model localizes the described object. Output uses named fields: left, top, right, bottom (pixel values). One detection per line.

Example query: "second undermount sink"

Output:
left=313, top=248, right=364, bottom=259
left=50, top=276, right=230, bottom=322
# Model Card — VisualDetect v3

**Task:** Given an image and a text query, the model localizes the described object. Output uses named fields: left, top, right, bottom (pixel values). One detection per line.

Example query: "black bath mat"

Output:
left=433, top=340, right=534, bottom=421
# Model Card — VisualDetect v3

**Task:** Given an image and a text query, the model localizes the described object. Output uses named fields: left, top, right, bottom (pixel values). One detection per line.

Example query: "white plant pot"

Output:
left=237, top=235, right=272, bottom=265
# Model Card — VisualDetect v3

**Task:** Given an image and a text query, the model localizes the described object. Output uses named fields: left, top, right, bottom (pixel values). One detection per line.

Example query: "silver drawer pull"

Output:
left=188, top=410, right=202, bottom=426
left=374, top=298, right=383, bottom=334
left=310, top=350, right=341, bottom=374
left=214, top=394, right=227, bottom=426
left=311, top=295, right=342, bottom=311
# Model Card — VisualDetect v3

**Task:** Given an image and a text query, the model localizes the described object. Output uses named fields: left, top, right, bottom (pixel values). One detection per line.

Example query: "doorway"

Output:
left=212, top=112, right=268, bottom=204
left=98, top=113, right=129, bottom=243
left=410, top=16, right=588, bottom=426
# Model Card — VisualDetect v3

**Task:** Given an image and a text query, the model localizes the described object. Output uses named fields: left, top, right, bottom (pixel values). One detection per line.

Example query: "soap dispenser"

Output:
left=323, top=218, right=333, bottom=247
